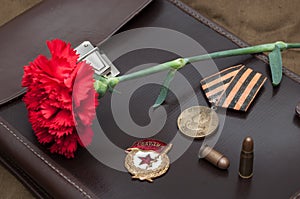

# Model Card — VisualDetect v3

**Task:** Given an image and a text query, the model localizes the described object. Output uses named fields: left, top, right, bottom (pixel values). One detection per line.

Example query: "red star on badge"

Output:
left=139, top=154, right=154, bottom=166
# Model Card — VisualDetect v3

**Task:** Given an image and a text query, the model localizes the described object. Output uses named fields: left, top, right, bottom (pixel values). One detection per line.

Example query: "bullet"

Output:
left=239, top=137, right=254, bottom=179
left=199, top=145, right=230, bottom=170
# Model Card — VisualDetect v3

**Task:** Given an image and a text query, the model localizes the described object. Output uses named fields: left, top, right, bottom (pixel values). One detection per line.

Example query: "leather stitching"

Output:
left=0, top=121, right=92, bottom=199
left=168, top=0, right=300, bottom=84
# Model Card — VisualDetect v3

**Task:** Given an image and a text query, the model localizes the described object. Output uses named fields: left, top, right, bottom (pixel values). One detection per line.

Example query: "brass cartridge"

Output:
left=239, top=137, right=254, bottom=179
left=199, top=145, right=230, bottom=170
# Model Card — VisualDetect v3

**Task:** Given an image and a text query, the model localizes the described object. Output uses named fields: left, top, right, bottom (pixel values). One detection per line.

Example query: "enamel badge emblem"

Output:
left=125, top=139, right=172, bottom=182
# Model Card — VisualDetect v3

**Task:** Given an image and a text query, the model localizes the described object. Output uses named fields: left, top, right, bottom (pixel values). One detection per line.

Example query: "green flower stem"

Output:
left=92, top=41, right=300, bottom=104
left=117, top=58, right=186, bottom=82
left=115, top=42, right=300, bottom=83
left=186, top=43, right=280, bottom=63
left=286, top=43, right=300, bottom=49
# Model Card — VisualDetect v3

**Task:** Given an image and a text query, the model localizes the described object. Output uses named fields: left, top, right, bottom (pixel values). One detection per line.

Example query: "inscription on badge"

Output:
left=125, top=139, right=172, bottom=182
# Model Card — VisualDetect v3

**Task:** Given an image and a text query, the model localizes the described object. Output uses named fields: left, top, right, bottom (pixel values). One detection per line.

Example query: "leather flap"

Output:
left=0, top=0, right=152, bottom=105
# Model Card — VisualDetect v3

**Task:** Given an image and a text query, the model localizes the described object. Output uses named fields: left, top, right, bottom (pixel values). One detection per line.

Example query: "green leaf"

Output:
left=268, top=44, right=283, bottom=86
left=153, top=69, right=177, bottom=108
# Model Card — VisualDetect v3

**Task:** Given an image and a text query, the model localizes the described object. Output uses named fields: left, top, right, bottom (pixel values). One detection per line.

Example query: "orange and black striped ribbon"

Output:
left=200, top=64, right=266, bottom=112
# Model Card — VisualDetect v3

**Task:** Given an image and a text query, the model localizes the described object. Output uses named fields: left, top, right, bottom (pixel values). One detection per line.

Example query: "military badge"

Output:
left=124, top=139, right=172, bottom=182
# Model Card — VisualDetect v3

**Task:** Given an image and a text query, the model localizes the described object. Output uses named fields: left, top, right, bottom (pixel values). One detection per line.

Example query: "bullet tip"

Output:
left=242, top=136, right=254, bottom=152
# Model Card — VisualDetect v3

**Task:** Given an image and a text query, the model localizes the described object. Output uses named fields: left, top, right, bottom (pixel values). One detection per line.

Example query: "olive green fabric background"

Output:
left=0, top=0, right=299, bottom=198
left=183, top=0, right=300, bottom=75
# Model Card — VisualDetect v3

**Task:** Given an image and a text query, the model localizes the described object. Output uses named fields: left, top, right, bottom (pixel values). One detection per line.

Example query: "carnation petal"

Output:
left=52, top=110, right=74, bottom=127
left=72, top=62, right=95, bottom=107
left=41, top=103, right=58, bottom=119
left=50, top=134, right=78, bottom=158
left=36, top=130, right=54, bottom=144
left=47, top=39, right=78, bottom=67
left=75, top=89, right=97, bottom=126
left=49, top=127, right=74, bottom=137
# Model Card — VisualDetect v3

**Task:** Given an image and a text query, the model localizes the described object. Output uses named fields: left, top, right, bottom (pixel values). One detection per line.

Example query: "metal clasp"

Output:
left=75, top=41, right=120, bottom=77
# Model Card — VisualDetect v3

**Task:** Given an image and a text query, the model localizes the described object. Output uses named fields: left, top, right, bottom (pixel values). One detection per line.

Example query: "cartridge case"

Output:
left=239, top=137, right=254, bottom=179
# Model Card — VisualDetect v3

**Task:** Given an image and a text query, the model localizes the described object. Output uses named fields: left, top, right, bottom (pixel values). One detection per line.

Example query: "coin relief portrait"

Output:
left=178, top=106, right=219, bottom=138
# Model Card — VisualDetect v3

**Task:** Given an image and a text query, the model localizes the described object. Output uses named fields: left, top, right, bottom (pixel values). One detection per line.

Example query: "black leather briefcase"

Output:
left=1, top=0, right=300, bottom=198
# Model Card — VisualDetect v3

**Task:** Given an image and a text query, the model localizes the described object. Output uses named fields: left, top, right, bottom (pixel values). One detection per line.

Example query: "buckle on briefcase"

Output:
left=75, top=41, right=120, bottom=77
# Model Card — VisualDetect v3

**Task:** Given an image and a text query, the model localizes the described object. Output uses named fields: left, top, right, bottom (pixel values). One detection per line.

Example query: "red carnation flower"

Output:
left=22, top=39, right=98, bottom=158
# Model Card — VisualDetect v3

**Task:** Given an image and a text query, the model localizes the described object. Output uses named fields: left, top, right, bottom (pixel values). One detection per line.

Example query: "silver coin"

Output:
left=177, top=106, right=219, bottom=138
